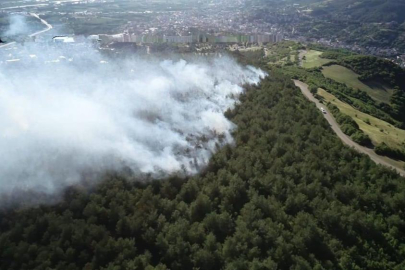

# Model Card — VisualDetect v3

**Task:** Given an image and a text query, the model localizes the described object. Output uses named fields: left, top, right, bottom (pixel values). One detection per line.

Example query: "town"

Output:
left=0, top=0, right=404, bottom=67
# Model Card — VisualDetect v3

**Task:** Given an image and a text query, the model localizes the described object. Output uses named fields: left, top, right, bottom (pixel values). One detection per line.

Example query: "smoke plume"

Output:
left=4, top=14, right=30, bottom=37
left=0, top=43, right=266, bottom=201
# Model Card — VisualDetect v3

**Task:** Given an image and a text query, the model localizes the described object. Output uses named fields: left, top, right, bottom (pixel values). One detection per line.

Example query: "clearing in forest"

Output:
left=318, top=88, right=405, bottom=155
left=301, top=50, right=332, bottom=68
left=322, top=65, right=394, bottom=104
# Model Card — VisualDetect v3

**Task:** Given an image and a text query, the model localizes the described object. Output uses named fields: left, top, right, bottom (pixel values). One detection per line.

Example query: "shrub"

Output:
left=375, top=143, right=405, bottom=161
left=351, top=132, right=372, bottom=146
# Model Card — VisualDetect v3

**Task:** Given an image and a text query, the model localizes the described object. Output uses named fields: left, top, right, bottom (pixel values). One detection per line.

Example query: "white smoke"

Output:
left=0, top=43, right=266, bottom=199
left=4, top=14, right=29, bottom=37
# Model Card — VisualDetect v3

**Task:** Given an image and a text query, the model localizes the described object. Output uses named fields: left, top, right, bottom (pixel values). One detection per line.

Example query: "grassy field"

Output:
left=290, top=54, right=296, bottom=62
left=301, top=50, right=332, bottom=68
left=322, top=65, right=394, bottom=103
left=265, top=42, right=298, bottom=66
left=318, top=88, right=405, bottom=150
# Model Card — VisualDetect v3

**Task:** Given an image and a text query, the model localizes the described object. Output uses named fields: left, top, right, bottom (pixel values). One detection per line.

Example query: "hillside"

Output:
left=312, top=0, right=405, bottom=24
left=1, top=71, right=405, bottom=270
left=265, top=41, right=405, bottom=163
left=330, top=55, right=405, bottom=125
left=337, top=55, right=405, bottom=89
left=292, top=0, right=405, bottom=52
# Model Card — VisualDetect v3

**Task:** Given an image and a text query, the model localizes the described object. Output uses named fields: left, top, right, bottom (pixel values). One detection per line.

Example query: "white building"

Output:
left=53, top=36, right=75, bottom=43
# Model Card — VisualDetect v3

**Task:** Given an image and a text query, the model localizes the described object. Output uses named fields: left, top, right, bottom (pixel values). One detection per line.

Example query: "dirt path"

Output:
left=293, top=80, right=405, bottom=177
left=29, top=13, right=53, bottom=37
left=298, top=50, right=307, bottom=67
left=0, top=13, right=52, bottom=49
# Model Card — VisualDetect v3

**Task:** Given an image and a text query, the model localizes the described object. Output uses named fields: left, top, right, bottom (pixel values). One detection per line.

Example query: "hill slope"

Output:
left=1, top=71, right=405, bottom=270
left=313, top=0, right=405, bottom=24
left=292, top=0, right=405, bottom=52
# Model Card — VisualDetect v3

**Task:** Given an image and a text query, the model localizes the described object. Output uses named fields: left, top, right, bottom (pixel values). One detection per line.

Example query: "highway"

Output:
left=294, top=80, right=405, bottom=177
left=0, top=13, right=52, bottom=49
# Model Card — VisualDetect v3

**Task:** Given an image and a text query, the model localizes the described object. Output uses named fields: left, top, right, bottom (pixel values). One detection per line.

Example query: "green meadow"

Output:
left=301, top=50, right=332, bottom=68
left=322, top=65, right=394, bottom=104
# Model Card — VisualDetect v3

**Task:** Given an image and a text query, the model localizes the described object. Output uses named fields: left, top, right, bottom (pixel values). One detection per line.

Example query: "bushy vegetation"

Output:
left=375, top=143, right=405, bottom=162
left=265, top=41, right=300, bottom=66
left=334, top=55, right=405, bottom=123
left=282, top=66, right=402, bottom=127
left=1, top=71, right=405, bottom=270
left=327, top=103, right=371, bottom=146
left=231, top=49, right=267, bottom=68
left=309, top=45, right=355, bottom=60
left=319, top=51, right=353, bottom=60
left=391, top=89, right=405, bottom=124
left=338, top=55, right=405, bottom=89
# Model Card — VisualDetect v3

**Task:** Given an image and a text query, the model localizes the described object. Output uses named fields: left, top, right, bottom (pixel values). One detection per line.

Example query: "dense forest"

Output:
left=1, top=70, right=405, bottom=270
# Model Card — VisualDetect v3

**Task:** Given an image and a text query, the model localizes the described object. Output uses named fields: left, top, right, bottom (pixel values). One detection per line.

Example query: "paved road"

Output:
left=293, top=80, right=405, bottom=177
left=0, top=13, right=52, bottom=49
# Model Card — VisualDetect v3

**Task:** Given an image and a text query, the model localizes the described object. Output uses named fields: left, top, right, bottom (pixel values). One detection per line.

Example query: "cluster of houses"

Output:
left=95, top=32, right=284, bottom=45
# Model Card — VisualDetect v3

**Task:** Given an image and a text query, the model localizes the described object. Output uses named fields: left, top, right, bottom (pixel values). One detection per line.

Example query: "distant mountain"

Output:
left=290, top=0, right=405, bottom=53
left=312, top=0, right=405, bottom=24
left=251, top=0, right=405, bottom=54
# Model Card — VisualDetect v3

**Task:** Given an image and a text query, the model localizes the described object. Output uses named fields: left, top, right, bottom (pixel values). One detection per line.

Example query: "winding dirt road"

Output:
left=293, top=80, right=405, bottom=177
left=29, top=13, right=53, bottom=37
left=0, top=13, right=52, bottom=49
